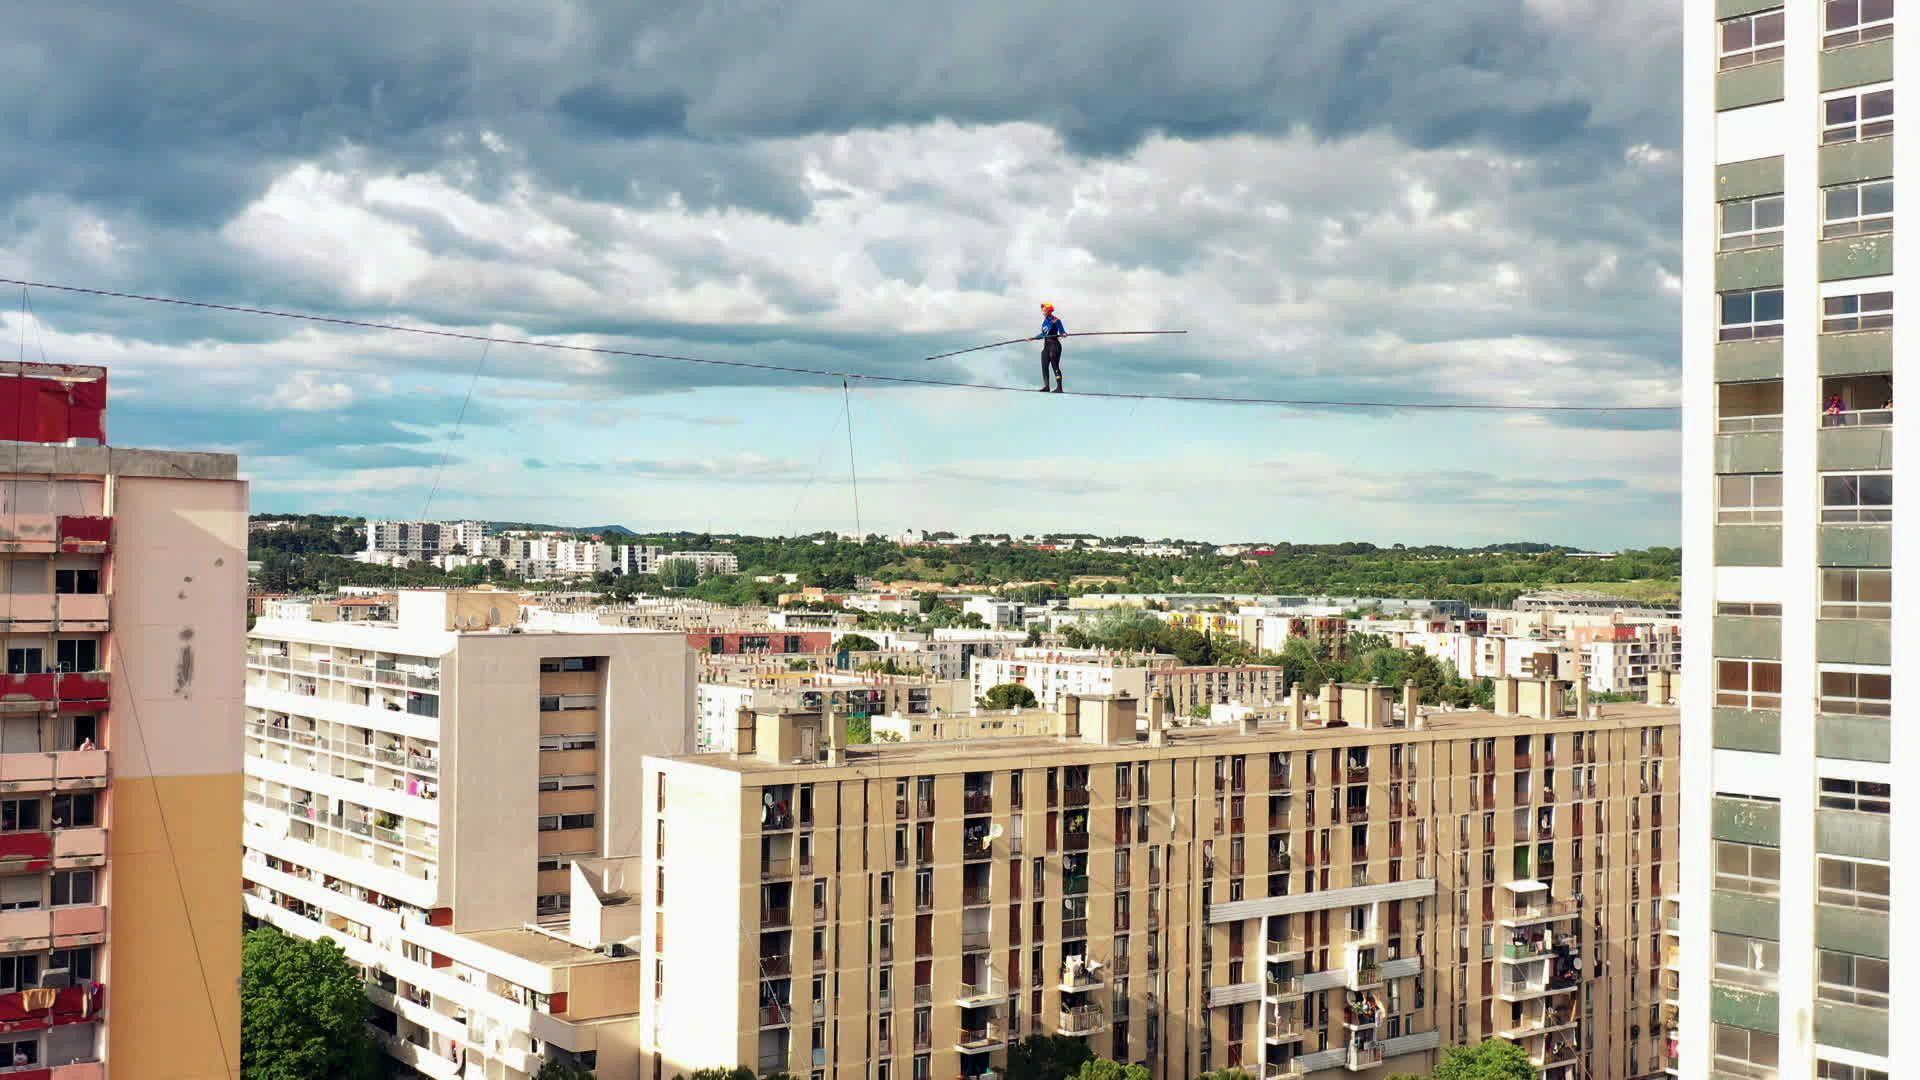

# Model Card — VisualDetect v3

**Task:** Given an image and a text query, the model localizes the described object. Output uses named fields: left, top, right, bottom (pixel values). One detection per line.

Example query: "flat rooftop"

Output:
left=675, top=701, right=1679, bottom=776
left=460, top=926, right=632, bottom=969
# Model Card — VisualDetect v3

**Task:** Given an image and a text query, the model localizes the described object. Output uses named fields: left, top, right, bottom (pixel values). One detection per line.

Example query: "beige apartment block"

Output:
left=642, top=678, right=1677, bottom=1080
left=0, top=362, right=248, bottom=1080
left=241, top=590, right=693, bottom=1079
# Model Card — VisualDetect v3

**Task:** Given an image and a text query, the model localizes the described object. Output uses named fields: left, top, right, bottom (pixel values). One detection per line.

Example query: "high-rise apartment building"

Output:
left=643, top=679, right=1676, bottom=1080
left=0, top=361, right=247, bottom=1077
left=1684, top=2, right=1900, bottom=1077
left=241, top=590, right=694, bottom=1079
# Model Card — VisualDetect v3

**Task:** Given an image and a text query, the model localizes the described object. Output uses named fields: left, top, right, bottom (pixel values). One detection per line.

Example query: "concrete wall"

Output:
left=104, top=473, right=247, bottom=1079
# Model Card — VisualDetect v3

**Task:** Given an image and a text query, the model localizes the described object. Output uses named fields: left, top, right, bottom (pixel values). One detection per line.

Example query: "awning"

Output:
left=1503, top=880, right=1549, bottom=894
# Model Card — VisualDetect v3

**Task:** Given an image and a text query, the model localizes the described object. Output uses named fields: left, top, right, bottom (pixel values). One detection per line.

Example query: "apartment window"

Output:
left=1720, top=8, right=1786, bottom=68
left=1721, top=195, right=1785, bottom=251
left=1818, top=777, right=1890, bottom=812
left=1717, top=380, right=1783, bottom=433
left=0, top=876, right=38, bottom=912
left=1822, top=472, right=1893, bottom=523
left=1717, top=602, right=1783, bottom=617
left=1717, top=474, right=1782, bottom=523
left=1715, top=659, right=1782, bottom=710
left=0, top=800, right=42, bottom=833
left=4, top=649, right=40, bottom=676
left=1825, top=0, right=1895, bottom=48
left=51, top=868, right=94, bottom=906
left=1822, top=372, right=1894, bottom=425
left=538, top=734, right=597, bottom=751
left=52, top=570, right=98, bottom=595
left=1823, top=290, right=1894, bottom=334
left=538, top=775, right=596, bottom=791
left=1816, top=949, right=1889, bottom=1008
left=1820, top=670, right=1894, bottom=717
left=0, top=1039, right=34, bottom=1068
left=1817, top=855, right=1890, bottom=910
left=1820, top=1060, right=1891, bottom=1080
left=0, top=956, right=36, bottom=992
left=1823, top=179, right=1895, bottom=238
left=54, top=640, right=96, bottom=674
left=538, top=813, right=597, bottom=831
left=1821, top=569, right=1891, bottom=619
left=50, top=793, right=95, bottom=828
left=1719, top=288, right=1785, bottom=341
left=539, top=657, right=599, bottom=672
left=1825, top=85, right=1895, bottom=143
left=46, top=947, right=92, bottom=982
left=1713, top=932, right=1779, bottom=990
left=1712, top=1024, right=1778, bottom=1079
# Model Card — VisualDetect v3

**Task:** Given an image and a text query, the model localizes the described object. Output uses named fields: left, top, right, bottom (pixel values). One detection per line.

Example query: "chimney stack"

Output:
left=1286, top=685, right=1305, bottom=730
left=1576, top=677, right=1592, bottom=721
left=1320, top=684, right=1343, bottom=727
left=1403, top=680, right=1422, bottom=726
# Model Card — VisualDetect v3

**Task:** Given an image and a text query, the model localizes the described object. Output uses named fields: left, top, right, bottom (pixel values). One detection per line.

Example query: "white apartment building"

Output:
left=658, top=550, right=740, bottom=576
left=969, top=648, right=1174, bottom=709
left=366, top=520, right=491, bottom=562
left=241, top=590, right=694, bottom=1079
left=1684, top=4, right=1901, bottom=1078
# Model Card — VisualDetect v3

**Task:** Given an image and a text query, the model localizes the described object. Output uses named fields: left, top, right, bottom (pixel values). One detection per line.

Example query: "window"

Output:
left=1718, top=475, right=1783, bottom=524
left=1721, top=194, right=1785, bottom=250
left=1825, top=0, right=1895, bottom=49
left=1717, top=380, right=1783, bottom=433
left=0, top=1038, right=35, bottom=1067
left=47, top=947, right=94, bottom=982
left=1825, top=86, right=1895, bottom=143
left=1818, top=856, right=1889, bottom=910
left=538, top=775, right=595, bottom=792
left=1816, top=949, right=1888, bottom=1008
left=52, top=569, right=98, bottom=595
left=1818, top=777, right=1890, bottom=812
left=0, top=800, right=42, bottom=832
left=1715, top=659, right=1782, bottom=710
left=1822, top=472, right=1893, bottom=522
left=53, top=640, right=95, bottom=674
left=1721, top=8, right=1786, bottom=68
left=538, top=734, right=597, bottom=752
left=538, top=813, right=596, bottom=831
left=1821, top=569, right=1891, bottom=619
left=1713, top=932, right=1779, bottom=989
left=1823, top=291, right=1894, bottom=335
left=539, top=657, right=599, bottom=672
left=1719, top=288, right=1785, bottom=341
left=4, top=649, right=40, bottom=676
left=1820, top=1059, right=1891, bottom=1080
left=50, top=869, right=94, bottom=907
left=536, top=892, right=571, bottom=915
left=1717, top=601, right=1783, bottom=617
left=0, top=956, right=37, bottom=992
left=50, top=793, right=95, bottom=828
left=1824, top=180, right=1894, bottom=239
left=1821, top=372, right=1894, bottom=425
left=1713, top=1023, right=1777, bottom=1078
left=0, top=876, right=38, bottom=912
left=1715, top=840, right=1781, bottom=895
left=537, top=856, right=574, bottom=873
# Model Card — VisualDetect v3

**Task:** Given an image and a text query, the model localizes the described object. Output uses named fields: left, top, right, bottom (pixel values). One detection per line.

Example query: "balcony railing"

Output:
left=963, top=793, right=993, bottom=814
left=761, top=907, right=792, bottom=928
left=1063, top=787, right=1091, bottom=807
left=963, top=885, right=991, bottom=906
left=1058, top=1005, right=1106, bottom=1035
left=1346, top=1044, right=1384, bottom=1070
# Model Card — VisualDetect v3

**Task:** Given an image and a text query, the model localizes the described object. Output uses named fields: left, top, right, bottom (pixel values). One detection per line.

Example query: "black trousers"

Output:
left=1041, top=336, right=1062, bottom=384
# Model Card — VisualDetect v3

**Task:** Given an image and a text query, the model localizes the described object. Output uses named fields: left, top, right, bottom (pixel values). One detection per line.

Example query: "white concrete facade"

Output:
left=1683, top=5, right=1904, bottom=1078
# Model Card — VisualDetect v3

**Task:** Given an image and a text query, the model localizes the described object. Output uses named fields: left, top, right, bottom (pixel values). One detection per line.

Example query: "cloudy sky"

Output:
left=2, top=0, right=1681, bottom=547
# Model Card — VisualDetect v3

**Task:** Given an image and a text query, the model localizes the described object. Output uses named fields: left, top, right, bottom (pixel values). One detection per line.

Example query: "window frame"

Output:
left=1720, top=193, right=1786, bottom=251
left=1822, top=471, right=1894, bottom=523
left=1820, top=568, right=1892, bottom=619
left=1719, top=287, right=1786, bottom=341
left=1824, top=0, right=1895, bottom=50
left=1818, top=776, right=1892, bottom=812
left=1816, top=949, right=1889, bottom=1008
left=1822, top=178, right=1894, bottom=238
left=1718, top=474, right=1784, bottom=524
left=1720, top=8, right=1788, bottom=69
left=1817, top=855, right=1890, bottom=911
left=1821, top=289, right=1894, bottom=333
left=1715, top=658, right=1783, bottom=710
left=1712, top=1022, right=1779, bottom=1078
left=1824, top=84, right=1895, bottom=144
left=1714, top=839, right=1782, bottom=896
left=1712, top=931, right=1781, bottom=990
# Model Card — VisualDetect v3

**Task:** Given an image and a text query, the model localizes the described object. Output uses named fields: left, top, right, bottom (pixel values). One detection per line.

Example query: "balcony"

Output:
left=1265, top=938, right=1305, bottom=963
left=1497, top=971, right=1579, bottom=1002
left=1060, top=958, right=1105, bottom=993
left=0, top=672, right=109, bottom=706
left=1058, top=1004, right=1107, bottom=1036
left=1345, top=1044, right=1383, bottom=1071
left=1347, top=965, right=1382, bottom=991
left=758, top=1003, right=792, bottom=1027
left=1264, top=976, right=1304, bottom=1000
left=1264, top=1017, right=1305, bottom=1043
left=0, top=830, right=52, bottom=862
left=956, top=979, right=1007, bottom=1007
left=963, top=793, right=993, bottom=815
left=955, top=1023, right=1008, bottom=1052
left=760, top=907, right=792, bottom=929
left=1260, top=1063, right=1305, bottom=1080
left=1063, top=787, right=1091, bottom=807
left=963, top=838, right=993, bottom=862
left=758, top=955, right=791, bottom=978
left=1501, top=896, right=1581, bottom=928
left=760, top=858, right=791, bottom=880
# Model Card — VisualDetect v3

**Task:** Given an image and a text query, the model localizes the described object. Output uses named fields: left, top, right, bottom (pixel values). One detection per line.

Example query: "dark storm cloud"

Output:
left=3, top=0, right=1674, bottom=225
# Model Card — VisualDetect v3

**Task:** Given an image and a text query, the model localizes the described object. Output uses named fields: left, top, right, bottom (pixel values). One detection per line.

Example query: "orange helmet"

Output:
left=1041, top=302, right=1054, bottom=312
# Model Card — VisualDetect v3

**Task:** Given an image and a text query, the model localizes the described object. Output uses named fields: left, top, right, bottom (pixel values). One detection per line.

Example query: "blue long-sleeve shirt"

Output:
left=1035, top=314, right=1065, bottom=340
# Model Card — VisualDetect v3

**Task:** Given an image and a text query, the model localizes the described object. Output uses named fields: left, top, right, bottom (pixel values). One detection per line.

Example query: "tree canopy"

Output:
left=1005, top=1034, right=1094, bottom=1080
left=1072, top=1059, right=1150, bottom=1080
left=834, top=633, right=881, bottom=652
left=240, top=927, right=384, bottom=1080
left=981, top=683, right=1040, bottom=710
left=1429, top=1037, right=1540, bottom=1080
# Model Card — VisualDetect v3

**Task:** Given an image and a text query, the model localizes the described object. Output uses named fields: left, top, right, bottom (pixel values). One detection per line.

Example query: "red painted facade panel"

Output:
left=0, top=832, right=53, bottom=860
left=0, top=983, right=104, bottom=1032
left=0, top=373, right=106, bottom=445
left=55, top=516, right=111, bottom=546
